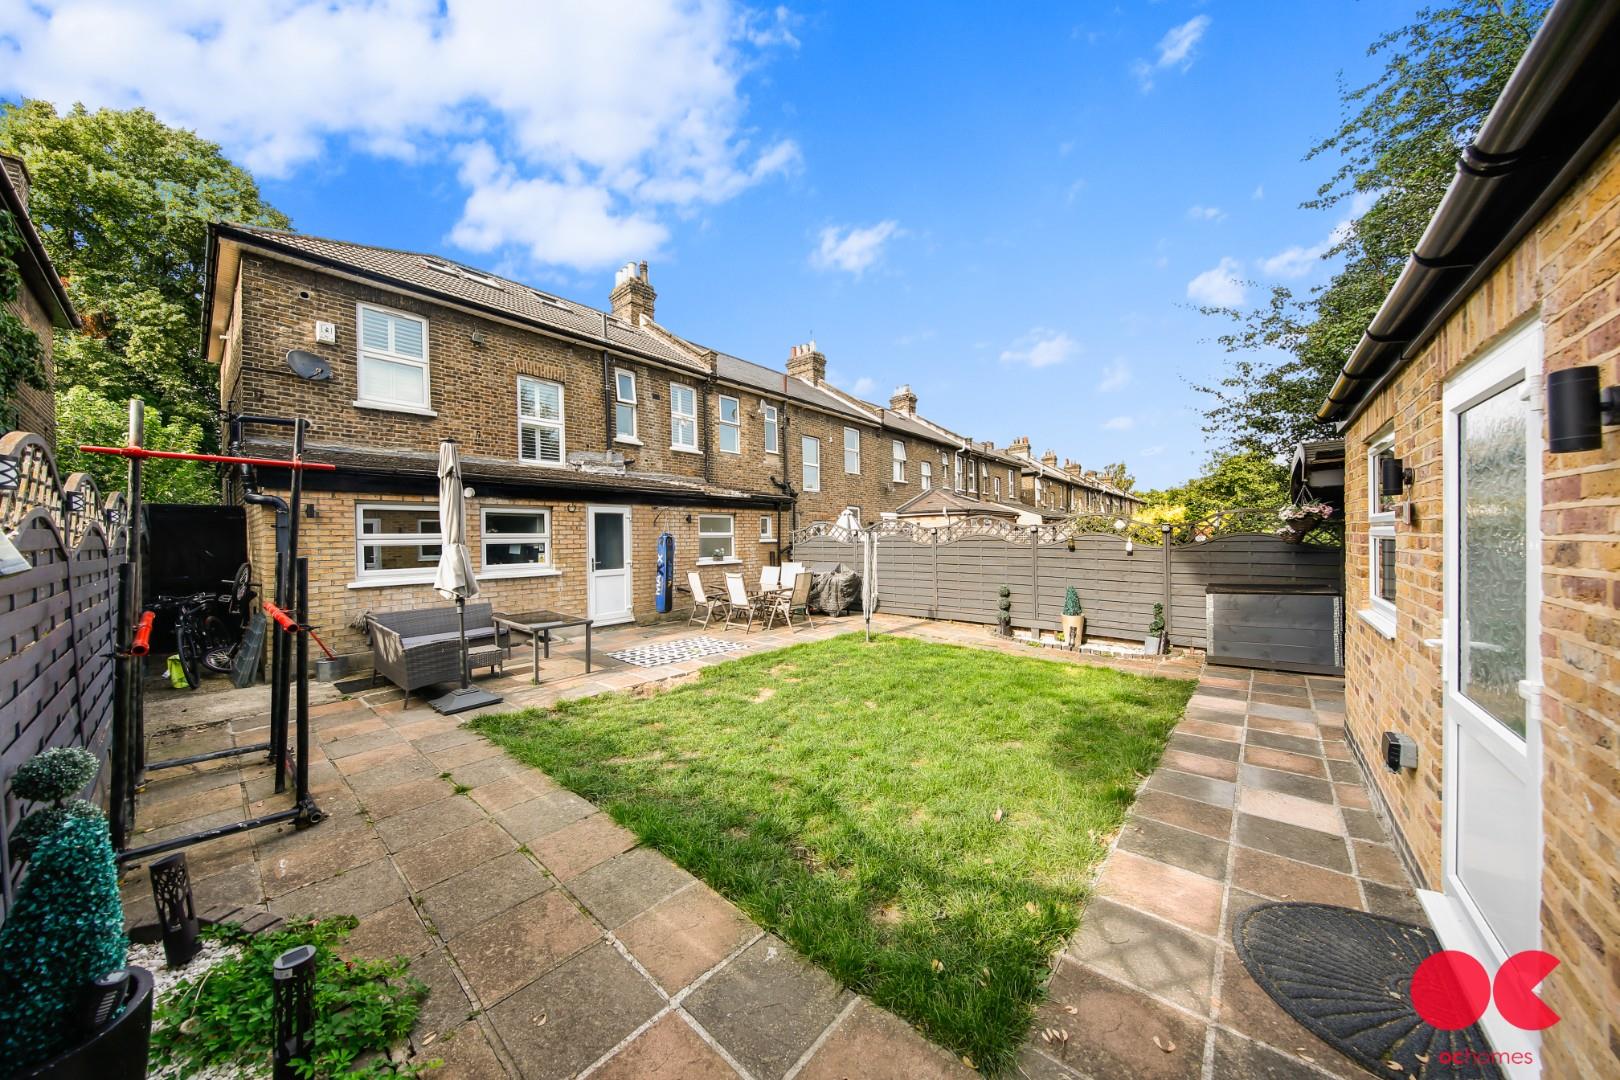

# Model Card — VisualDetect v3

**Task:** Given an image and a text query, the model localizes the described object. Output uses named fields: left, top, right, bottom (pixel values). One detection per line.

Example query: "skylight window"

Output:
left=418, top=257, right=505, bottom=291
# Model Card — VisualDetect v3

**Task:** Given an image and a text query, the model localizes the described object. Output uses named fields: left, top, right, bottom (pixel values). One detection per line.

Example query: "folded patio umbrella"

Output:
left=430, top=439, right=503, bottom=714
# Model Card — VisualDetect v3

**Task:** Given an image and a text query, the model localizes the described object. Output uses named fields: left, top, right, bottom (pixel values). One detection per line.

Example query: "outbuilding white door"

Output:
left=587, top=506, right=632, bottom=626
left=1430, top=320, right=1544, bottom=1066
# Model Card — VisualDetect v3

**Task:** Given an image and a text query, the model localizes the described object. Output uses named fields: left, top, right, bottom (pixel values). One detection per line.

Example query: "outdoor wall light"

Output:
left=1379, top=455, right=1410, bottom=496
left=1547, top=365, right=1620, bottom=453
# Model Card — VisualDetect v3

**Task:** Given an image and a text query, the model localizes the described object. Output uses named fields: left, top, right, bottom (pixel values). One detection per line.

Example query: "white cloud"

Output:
left=0, top=0, right=799, bottom=272
left=1259, top=189, right=1380, bottom=280
left=1133, top=15, right=1211, bottom=90
left=1097, top=358, right=1131, bottom=392
left=1140, top=445, right=1167, bottom=457
left=1186, top=204, right=1226, bottom=223
left=1000, top=329, right=1080, bottom=369
left=811, top=220, right=902, bottom=276
left=1103, top=416, right=1134, bottom=431
left=827, top=370, right=878, bottom=400
left=1186, top=257, right=1246, bottom=307
left=1252, top=184, right=1265, bottom=200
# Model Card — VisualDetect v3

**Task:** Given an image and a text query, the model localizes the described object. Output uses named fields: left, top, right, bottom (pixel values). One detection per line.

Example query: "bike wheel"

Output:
left=175, top=617, right=206, bottom=689
left=199, top=614, right=236, bottom=674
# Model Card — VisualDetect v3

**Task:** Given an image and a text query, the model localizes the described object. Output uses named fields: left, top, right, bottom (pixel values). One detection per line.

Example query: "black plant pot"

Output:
left=13, top=967, right=154, bottom=1080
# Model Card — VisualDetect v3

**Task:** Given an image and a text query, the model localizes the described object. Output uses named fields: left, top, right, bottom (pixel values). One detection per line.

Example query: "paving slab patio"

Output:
left=120, top=614, right=1407, bottom=1078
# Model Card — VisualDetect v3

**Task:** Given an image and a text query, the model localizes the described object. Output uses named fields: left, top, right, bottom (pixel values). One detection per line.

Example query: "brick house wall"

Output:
left=1341, top=135, right=1620, bottom=1076
left=248, top=487, right=776, bottom=655
left=3, top=282, right=55, bottom=443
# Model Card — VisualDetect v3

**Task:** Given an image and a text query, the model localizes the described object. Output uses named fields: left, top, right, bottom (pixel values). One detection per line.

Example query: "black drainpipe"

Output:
left=600, top=349, right=615, bottom=448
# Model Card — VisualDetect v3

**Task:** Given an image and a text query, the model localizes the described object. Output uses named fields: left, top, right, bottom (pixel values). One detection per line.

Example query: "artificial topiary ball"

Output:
left=9, top=800, right=103, bottom=863
left=10, top=746, right=99, bottom=805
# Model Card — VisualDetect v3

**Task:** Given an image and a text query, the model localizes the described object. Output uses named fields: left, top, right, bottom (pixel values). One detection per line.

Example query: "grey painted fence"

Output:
left=791, top=518, right=1342, bottom=648
left=0, top=432, right=128, bottom=924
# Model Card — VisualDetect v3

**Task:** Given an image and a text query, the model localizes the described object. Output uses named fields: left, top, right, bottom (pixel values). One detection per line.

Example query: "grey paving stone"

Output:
left=1326, top=757, right=1364, bottom=784
left=1238, top=763, right=1334, bottom=804
left=418, top=851, right=551, bottom=940
left=267, top=856, right=405, bottom=919
left=683, top=935, right=853, bottom=1080
left=1116, top=816, right=1229, bottom=880
left=1167, top=731, right=1241, bottom=762
left=1067, top=898, right=1218, bottom=1013
left=494, top=789, right=598, bottom=843
left=1245, top=729, right=1322, bottom=756
left=566, top=847, right=697, bottom=929
left=1143, top=767, right=1237, bottom=808
left=1342, top=807, right=1391, bottom=843
left=374, top=794, right=485, bottom=852
left=1235, top=813, right=1352, bottom=874
left=409, top=947, right=475, bottom=1039
left=487, top=942, right=664, bottom=1080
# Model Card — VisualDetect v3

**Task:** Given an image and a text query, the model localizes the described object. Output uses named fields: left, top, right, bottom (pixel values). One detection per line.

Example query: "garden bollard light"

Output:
left=149, top=852, right=201, bottom=967
left=272, top=944, right=317, bottom=1080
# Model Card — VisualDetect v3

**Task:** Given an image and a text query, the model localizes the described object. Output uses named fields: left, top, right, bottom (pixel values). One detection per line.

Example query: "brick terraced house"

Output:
left=1320, top=2, right=1620, bottom=1073
left=1, top=153, right=79, bottom=443
left=201, top=225, right=1139, bottom=654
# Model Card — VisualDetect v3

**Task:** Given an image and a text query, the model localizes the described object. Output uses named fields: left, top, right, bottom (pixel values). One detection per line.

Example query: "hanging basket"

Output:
left=1280, top=512, right=1323, bottom=543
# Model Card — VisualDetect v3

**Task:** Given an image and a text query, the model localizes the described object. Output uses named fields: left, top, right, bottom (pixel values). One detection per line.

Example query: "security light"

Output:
left=1547, top=365, right=1619, bottom=453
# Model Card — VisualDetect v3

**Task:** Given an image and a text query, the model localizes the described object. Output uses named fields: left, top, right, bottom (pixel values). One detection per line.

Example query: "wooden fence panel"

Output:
left=0, top=433, right=125, bottom=925
left=790, top=520, right=1342, bottom=653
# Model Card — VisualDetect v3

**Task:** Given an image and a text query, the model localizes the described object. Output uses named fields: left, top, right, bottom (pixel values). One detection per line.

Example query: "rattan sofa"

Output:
left=365, top=602, right=508, bottom=700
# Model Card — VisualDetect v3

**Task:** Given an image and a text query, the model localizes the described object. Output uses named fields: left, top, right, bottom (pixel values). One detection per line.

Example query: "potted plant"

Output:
left=1277, top=500, right=1335, bottom=543
left=0, top=747, right=152, bottom=1080
left=1060, top=586, right=1085, bottom=648
left=1143, top=603, right=1166, bottom=655
left=997, top=585, right=1012, bottom=637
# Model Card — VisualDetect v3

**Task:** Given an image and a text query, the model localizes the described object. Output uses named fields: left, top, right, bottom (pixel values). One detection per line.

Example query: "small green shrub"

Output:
left=153, top=916, right=433, bottom=1079
left=1148, top=603, right=1166, bottom=636
left=1062, top=586, right=1082, bottom=616
left=9, top=799, right=103, bottom=862
left=12, top=745, right=99, bottom=803
left=0, top=811, right=128, bottom=1069
left=997, top=584, right=1012, bottom=636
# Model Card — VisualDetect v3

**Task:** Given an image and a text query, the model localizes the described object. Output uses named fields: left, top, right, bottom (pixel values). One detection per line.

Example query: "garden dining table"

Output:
left=492, top=609, right=593, bottom=684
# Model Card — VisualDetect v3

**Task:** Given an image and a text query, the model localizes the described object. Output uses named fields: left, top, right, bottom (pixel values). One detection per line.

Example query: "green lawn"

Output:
left=472, top=633, right=1195, bottom=1072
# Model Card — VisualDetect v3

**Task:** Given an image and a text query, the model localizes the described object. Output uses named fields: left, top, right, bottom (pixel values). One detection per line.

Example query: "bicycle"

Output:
left=146, top=563, right=256, bottom=690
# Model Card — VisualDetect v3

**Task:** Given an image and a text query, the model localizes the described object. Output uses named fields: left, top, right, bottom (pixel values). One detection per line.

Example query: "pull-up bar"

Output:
left=77, top=445, right=337, bottom=471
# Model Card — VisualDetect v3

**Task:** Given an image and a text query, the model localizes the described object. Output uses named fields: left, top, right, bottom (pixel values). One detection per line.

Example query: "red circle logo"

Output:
left=1410, top=950, right=1492, bottom=1030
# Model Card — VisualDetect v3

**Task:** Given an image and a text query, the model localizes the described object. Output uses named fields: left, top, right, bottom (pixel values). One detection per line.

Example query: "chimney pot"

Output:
left=1041, top=449, right=1058, bottom=467
left=889, top=384, right=917, bottom=415
left=787, top=341, right=827, bottom=386
left=610, top=259, right=656, bottom=324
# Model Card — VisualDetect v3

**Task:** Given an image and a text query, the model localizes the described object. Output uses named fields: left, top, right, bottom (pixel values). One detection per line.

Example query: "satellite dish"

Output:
left=285, top=349, right=333, bottom=381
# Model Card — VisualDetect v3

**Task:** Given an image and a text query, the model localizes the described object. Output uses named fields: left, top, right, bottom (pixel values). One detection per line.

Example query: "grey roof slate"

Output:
left=221, top=226, right=706, bottom=372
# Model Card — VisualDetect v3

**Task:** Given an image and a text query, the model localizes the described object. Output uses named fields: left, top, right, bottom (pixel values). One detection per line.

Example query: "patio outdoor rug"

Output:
left=1234, top=902, right=1505, bottom=1079
left=606, top=635, right=748, bottom=668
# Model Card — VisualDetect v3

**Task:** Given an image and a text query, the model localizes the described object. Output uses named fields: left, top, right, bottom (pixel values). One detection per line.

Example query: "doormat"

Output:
left=1233, top=902, right=1504, bottom=1079
left=607, top=636, right=747, bottom=668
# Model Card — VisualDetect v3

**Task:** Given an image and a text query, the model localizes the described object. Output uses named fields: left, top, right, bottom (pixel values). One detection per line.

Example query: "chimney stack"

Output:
left=1008, top=435, right=1031, bottom=458
left=787, top=341, right=827, bottom=386
left=978, top=440, right=994, bottom=452
left=609, top=260, right=656, bottom=325
left=889, top=384, right=917, bottom=415
left=1, top=154, right=29, bottom=209
left=1041, top=449, right=1059, bottom=468
left=1064, top=461, right=1083, bottom=480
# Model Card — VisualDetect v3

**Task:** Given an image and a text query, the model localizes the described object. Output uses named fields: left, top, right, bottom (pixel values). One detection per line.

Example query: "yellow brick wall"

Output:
left=247, top=488, right=778, bottom=656
left=1342, top=135, right=1620, bottom=1075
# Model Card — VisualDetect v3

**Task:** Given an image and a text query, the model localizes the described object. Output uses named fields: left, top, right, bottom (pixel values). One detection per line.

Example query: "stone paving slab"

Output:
left=122, top=614, right=1410, bottom=1079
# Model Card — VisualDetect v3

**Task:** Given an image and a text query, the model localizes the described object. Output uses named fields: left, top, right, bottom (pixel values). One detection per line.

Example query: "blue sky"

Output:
left=1, top=1, right=1419, bottom=488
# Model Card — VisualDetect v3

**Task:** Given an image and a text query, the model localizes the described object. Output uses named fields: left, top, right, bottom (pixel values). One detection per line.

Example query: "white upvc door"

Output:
left=587, top=506, right=633, bottom=626
left=1425, top=319, right=1544, bottom=1071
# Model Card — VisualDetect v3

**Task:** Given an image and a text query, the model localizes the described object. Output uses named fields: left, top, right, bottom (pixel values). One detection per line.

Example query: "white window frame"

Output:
left=518, top=376, right=565, bottom=465
left=613, top=369, right=639, bottom=443
left=718, top=394, right=742, bottom=454
left=671, top=383, right=699, bottom=452
left=993, top=475, right=1001, bottom=499
left=1008, top=468, right=1016, bottom=496
left=355, top=303, right=432, bottom=414
left=1364, top=429, right=1398, bottom=636
left=920, top=460, right=932, bottom=490
left=354, top=503, right=440, bottom=585
left=892, top=439, right=907, bottom=483
left=697, top=514, right=737, bottom=564
left=953, top=454, right=963, bottom=491
left=1035, top=477, right=1044, bottom=504
left=844, top=426, right=861, bottom=474
left=762, top=404, right=780, bottom=454
left=968, top=458, right=978, bottom=494
left=480, top=507, right=556, bottom=578
left=759, top=515, right=775, bottom=542
left=802, top=435, right=821, bottom=492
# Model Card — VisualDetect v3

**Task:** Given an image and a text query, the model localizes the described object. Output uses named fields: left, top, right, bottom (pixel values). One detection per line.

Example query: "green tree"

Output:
left=1141, top=450, right=1290, bottom=523
left=1098, top=461, right=1134, bottom=492
left=56, top=385, right=217, bottom=503
left=0, top=100, right=289, bottom=444
left=1193, top=2, right=1547, bottom=457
